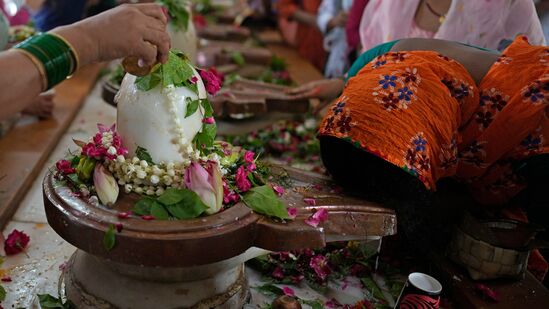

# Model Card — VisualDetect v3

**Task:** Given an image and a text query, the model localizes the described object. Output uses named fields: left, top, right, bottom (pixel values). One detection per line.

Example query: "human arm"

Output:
left=277, top=0, right=318, bottom=28
left=286, top=78, right=345, bottom=101
left=0, top=3, right=170, bottom=120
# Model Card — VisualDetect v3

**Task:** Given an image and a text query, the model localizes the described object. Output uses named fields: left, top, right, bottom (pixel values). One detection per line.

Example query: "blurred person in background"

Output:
left=359, top=0, right=545, bottom=53
left=290, top=0, right=545, bottom=104
left=317, top=0, right=353, bottom=78
left=277, top=0, right=326, bottom=71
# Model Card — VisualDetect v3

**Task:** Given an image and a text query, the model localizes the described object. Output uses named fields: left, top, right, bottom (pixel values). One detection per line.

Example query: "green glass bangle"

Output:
left=14, top=33, right=77, bottom=90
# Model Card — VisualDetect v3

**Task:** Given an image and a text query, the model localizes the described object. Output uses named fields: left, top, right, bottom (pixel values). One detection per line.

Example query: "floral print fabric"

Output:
left=319, top=36, right=549, bottom=205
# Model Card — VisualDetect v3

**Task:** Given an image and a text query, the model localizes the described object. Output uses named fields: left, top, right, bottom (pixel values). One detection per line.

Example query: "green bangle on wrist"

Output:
left=14, top=33, right=78, bottom=90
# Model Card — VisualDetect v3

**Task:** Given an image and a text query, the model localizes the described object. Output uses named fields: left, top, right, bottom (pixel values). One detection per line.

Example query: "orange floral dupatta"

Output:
left=318, top=50, right=479, bottom=191
left=319, top=36, right=549, bottom=205
left=457, top=36, right=549, bottom=205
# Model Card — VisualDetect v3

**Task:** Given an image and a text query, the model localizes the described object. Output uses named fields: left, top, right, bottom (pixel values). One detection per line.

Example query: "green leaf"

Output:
left=185, top=98, right=200, bottom=118
left=37, top=294, right=75, bottom=309
left=200, top=99, right=214, bottom=117
left=162, top=52, right=194, bottom=88
left=135, top=146, right=154, bottom=165
left=194, top=123, right=217, bottom=154
left=66, top=173, right=83, bottom=187
left=0, top=285, right=5, bottom=302
left=243, top=185, right=290, bottom=219
left=103, top=225, right=116, bottom=251
left=361, top=277, right=385, bottom=300
left=300, top=299, right=324, bottom=309
left=254, top=284, right=283, bottom=297
left=133, top=197, right=155, bottom=215
left=70, top=155, right=80, bottom=168
left=157, top=188, right=186, bottom=205
left=230, top=51, right=246, bottom=66
left=151, top=203, right=170, bottom=220
left=157, top=0, right=190, bottom=30
left=164, top=189, right=208, bottom=219
left=135, top=73, right=161, bottom=91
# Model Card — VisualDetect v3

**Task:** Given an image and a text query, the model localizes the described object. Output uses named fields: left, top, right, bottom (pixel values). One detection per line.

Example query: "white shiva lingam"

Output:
left=43, top=52, right=396, bottom=308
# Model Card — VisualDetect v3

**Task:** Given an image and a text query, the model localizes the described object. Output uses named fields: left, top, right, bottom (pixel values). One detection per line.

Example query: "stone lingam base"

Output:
left=43, top=166, right=396, bottom=308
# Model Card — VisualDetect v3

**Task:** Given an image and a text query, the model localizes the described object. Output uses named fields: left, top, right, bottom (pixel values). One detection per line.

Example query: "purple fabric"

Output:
left=345, top=0, right=368, bottom=50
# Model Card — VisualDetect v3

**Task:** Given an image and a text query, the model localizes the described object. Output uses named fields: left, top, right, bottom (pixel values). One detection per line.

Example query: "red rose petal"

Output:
left=117, top=212, right=131, bottom=219
left=115, top=223, right=123, bottom=233
left=303, top=198, right=316, bottom=206
left=1, top=276, right=12, bottom=282
left=141, top=215, right=155, bottom=221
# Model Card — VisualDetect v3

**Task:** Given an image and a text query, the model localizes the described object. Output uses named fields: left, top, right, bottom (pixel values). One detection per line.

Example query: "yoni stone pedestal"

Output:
left=44, top=166, right=396, bottom=308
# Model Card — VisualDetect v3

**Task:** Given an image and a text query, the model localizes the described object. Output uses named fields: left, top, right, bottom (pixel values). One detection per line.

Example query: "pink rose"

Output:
left=235, top=166, right=252, bottom=192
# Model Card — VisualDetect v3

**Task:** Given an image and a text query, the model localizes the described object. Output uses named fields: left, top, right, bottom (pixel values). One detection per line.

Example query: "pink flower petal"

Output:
left=202, top=117, right=215, bottom=124
left=273, top=185, right=285, bottom=197
left=305, top=208, right=328, bottom=227
left=303, top=198, right=316, bottom=206
left=272, top=266, right=284, bottom=280
left=117, top=212, right=131, bottom=219
left=141, top=215, right=155, bottom=221
left=1, top=276, right=12, bottom=282
left=475, top=283, right=500, bottom=302
left=282, top=286, right=295, bottom=297
left=287, top=207, right=298, bottom=219
left=115, top=223, right=123, bottom=233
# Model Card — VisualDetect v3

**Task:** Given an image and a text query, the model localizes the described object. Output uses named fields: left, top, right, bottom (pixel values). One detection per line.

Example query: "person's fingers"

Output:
left=145, top=16, right=167, bottom=32
left=287, top=88, right=318, bottom=100
left=286, top=83, right=314, bottom=94
left=142, top=28, right=170, bottom=63
left=136, top=40, right=158, bottom=66
left=136, top=3, right=168, bottom=24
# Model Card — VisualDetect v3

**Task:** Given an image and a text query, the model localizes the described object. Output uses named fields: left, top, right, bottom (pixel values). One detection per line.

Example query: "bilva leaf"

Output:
left=243, top=185, right=289, bottom=219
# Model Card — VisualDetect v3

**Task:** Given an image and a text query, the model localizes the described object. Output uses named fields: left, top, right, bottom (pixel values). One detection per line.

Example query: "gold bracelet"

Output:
left=16, top=49, right=48, bottom=92
left=49, top=32, right=80, bottom=74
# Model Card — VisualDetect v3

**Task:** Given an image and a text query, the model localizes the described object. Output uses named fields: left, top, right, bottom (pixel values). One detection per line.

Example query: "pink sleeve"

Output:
left=345, top=0, right=369, bottom=49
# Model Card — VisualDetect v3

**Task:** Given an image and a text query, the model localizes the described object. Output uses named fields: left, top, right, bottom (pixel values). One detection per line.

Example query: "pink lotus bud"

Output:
left=185, top=161, right=223, bottom=215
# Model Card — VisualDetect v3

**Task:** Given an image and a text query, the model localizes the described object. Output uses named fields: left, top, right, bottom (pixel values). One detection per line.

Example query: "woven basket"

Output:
left=448, top=227, right=529, bottom=280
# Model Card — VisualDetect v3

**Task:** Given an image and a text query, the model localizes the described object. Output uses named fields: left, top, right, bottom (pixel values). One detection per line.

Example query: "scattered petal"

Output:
left=272, top=266, right=284, bottom=280
left=475, top=283, right=500, bottom=302
left=282, top=286, right=295, bottom=297
left=272, top=185, right=285, bottom=197
left=59, top=262, right=67, bottom=271
left=117, top=211, right=131, bottom=219
left=141, top=215, right=155, bottom=221
left=305, top=208, right=328, bottom=227
left=303, top=198, right=316, bottom=206
left=4, top=229, right=30, bottom=256
left=287, top=207, right=298, bottom=219
left=1, top=276, right=11, bottom=282
left=115, top=223, right=123, bottom=233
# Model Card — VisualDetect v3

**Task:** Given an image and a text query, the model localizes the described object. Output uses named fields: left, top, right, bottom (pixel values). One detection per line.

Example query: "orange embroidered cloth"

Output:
left=318, top=36, right=549, bottom=279
left=319, top=36, right=549, bottom=204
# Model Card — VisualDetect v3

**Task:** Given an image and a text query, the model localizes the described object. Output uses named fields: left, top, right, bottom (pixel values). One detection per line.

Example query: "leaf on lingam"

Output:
left=134, top=51, right=195, bottom=92
left=194, top=122, right=217, bottom=153
left=243, top=185, right=290, bottom=220
left=0, top=285, right=5, bottom=302
left=135, top=146, right=154, bottom=165
left=103, top=225, right=116, bottom=251
left=185, top=98, right=200, bottom=118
